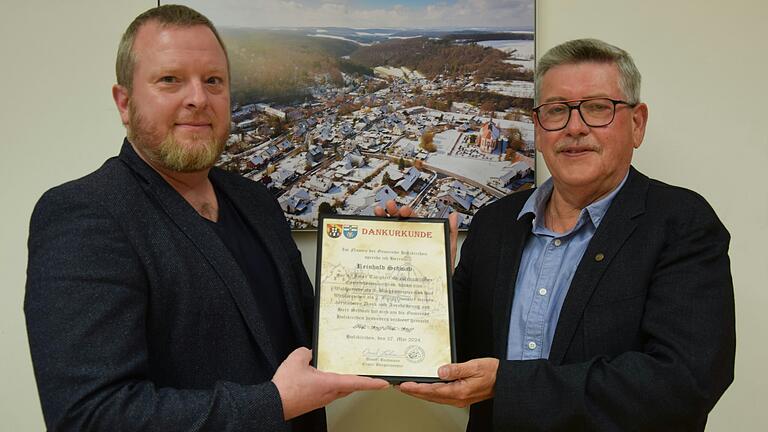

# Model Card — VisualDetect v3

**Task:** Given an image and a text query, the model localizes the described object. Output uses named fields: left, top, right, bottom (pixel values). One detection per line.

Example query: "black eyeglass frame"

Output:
left=533, top=98, right=637, bottom=132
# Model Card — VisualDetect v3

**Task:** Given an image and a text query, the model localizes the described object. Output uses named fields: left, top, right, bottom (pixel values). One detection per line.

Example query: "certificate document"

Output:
left=313, top=215, right=455, bottom=382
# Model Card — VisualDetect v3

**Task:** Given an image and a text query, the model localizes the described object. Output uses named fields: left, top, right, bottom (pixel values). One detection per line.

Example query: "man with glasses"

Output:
left=399, top=38, right=735, bottom=431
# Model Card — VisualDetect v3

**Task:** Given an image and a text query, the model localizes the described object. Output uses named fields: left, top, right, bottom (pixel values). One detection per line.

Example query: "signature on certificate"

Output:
left=362, top=347, right=404, bottom=360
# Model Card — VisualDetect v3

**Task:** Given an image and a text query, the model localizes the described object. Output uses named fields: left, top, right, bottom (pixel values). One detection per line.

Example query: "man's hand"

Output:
left=398, top=357, right=499, bottom=408
left=373, top=199, right=413, bottom=218
left=272, top=347, right=389, bottom=420
left=374, top=199, right=459, bottom=271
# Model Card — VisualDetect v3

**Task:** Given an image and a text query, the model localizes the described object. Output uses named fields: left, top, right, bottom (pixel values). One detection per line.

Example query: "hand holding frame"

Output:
left=272, top=347, right=389, bottom=420
left=398, top=357, right=499, bottom=408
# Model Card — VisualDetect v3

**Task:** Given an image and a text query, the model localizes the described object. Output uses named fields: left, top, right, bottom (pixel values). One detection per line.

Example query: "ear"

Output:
left=631, top=103, right=648, bottom=149
left=112, top=84, right=130, bottom=127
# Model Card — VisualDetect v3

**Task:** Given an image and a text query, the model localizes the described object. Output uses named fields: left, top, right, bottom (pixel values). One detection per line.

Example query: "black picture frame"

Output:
left=312, top=214, right=456, bottom=383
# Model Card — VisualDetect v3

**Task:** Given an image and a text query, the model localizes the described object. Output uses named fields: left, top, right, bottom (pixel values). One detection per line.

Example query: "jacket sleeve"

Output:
left=489, top=194, right=735, bottom=431
left=24, top=186, right=290, bottom=432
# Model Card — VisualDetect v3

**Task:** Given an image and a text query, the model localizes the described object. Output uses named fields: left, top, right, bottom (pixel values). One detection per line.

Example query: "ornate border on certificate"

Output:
left=313, top=215, right=456, bottom=382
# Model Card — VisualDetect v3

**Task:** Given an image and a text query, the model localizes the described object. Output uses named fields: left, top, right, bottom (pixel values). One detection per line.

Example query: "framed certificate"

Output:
left=313, top=214, right=456, bottom=383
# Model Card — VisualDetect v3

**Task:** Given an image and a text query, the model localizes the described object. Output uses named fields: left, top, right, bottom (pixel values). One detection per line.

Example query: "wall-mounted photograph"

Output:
left=167, top=0, right=536, bottom=229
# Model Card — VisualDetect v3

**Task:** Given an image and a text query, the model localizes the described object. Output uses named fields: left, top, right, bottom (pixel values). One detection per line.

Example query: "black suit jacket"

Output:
left=453, top=167, right=735, bottom=431
left=25, top=141, right=326, bottom=431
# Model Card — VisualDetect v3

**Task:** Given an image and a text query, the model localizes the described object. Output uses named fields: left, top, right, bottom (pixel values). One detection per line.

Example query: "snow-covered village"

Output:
left=216, top=28, right=536, bottom=229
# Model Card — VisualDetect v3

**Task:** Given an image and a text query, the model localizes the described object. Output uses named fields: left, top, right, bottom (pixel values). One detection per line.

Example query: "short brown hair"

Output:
left=116, top=4, right=229, bottom=90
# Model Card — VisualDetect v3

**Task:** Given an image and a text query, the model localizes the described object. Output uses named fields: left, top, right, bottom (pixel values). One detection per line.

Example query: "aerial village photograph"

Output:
left=177, top=0, right=536, bottom=229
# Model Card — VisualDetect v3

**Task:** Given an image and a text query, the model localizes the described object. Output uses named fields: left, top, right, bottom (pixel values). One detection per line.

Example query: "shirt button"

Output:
left=539, top=288, right=547, bottom=296
left=553, top=239, right=562, bottom=246
left=528, top=341, right=537, bottom=350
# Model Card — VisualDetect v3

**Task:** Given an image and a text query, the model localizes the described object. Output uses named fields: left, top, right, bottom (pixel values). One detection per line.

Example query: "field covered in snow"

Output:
left=478, top=39, right=535, bottom=70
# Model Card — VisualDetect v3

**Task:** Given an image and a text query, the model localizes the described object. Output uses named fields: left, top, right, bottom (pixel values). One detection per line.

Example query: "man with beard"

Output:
left=396, top=39, right=735, bottom=431
left=24, top=5, right=387, bottom=431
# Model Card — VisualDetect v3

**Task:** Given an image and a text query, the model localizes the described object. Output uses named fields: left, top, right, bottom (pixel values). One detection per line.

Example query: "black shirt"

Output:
left=205, top=188, right=297, bottom=366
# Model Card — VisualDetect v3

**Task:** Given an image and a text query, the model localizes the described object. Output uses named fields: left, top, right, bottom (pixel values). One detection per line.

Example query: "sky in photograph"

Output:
left=177, top=0, right=534, bottom=29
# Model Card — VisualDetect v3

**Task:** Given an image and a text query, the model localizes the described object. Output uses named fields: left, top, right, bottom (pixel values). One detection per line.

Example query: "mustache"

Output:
left=554, top=139, right=600, bottom=153
left=175, top=116, right=213, bottom=125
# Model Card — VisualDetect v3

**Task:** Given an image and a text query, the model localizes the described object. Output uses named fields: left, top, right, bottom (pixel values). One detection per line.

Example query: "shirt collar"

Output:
left=518, top=171, right=630, bottom=230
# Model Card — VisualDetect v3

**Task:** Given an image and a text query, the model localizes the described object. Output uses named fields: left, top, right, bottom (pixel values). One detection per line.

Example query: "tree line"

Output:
left=350, top=38, right=532, bottom=82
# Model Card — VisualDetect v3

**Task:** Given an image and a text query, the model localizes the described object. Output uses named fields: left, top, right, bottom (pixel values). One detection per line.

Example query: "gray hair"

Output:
left=116, top=4, right=229, bottom=91
left=535, top=38, right=641, bottom=105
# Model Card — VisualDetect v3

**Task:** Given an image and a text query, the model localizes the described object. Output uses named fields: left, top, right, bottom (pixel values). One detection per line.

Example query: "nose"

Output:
left=564, top=105, right=590, bottom=136
left=184, top=79, right=209, bottom=110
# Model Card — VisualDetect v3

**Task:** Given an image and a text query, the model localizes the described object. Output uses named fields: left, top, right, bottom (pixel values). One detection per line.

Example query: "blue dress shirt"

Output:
left=506, top=173, right=628, bottom=360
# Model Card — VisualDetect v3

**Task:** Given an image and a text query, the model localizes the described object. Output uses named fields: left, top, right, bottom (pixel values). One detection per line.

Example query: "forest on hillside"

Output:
left=350, top=37, right=532, bottom=82
left=220, top=29, right=532, bottom=105
left=221, top=28, right=364, bottom=103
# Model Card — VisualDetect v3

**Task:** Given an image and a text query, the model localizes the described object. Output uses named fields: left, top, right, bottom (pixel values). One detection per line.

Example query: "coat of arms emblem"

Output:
left=342, top=225, right=358, bottom=239
left=326, top=224, right=342, bottom=238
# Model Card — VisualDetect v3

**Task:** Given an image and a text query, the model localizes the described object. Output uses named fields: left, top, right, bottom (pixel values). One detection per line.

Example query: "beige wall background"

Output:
left=1, top=0, right=765, bottom=430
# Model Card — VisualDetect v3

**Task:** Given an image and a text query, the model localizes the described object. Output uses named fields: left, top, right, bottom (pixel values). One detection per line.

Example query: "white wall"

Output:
left=1, top=1, right=765, bottom=430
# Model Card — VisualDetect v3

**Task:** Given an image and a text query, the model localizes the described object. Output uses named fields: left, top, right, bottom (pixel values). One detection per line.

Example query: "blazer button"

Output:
left=595, top=253, right=605, bottom=262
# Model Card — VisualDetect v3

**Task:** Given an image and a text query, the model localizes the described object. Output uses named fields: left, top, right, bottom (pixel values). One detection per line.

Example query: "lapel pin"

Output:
left=595, top=253, right=605, bottom=262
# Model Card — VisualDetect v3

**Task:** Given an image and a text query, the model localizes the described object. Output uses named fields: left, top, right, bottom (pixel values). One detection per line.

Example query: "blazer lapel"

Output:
left=548, top=167, right=649, bottom=364
left=118, top=141, right=281, bottom=369
left=492, top=212, right=534, bottom=357
left=210, top=169, right=309, bottom=346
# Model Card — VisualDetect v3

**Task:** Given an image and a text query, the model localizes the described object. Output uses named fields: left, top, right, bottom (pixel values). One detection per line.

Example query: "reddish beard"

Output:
left=127, top=101, right=227, bottom=172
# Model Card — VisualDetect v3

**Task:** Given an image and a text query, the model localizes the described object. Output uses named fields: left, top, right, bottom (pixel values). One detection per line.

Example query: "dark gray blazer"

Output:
left=453, top=167, right=735, bottom=431
left=25, top=141, right=325, bottom=431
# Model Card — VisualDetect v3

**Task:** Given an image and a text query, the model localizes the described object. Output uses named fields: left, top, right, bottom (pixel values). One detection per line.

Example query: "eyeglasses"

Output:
left=533, top=98, right=637, bottom=132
